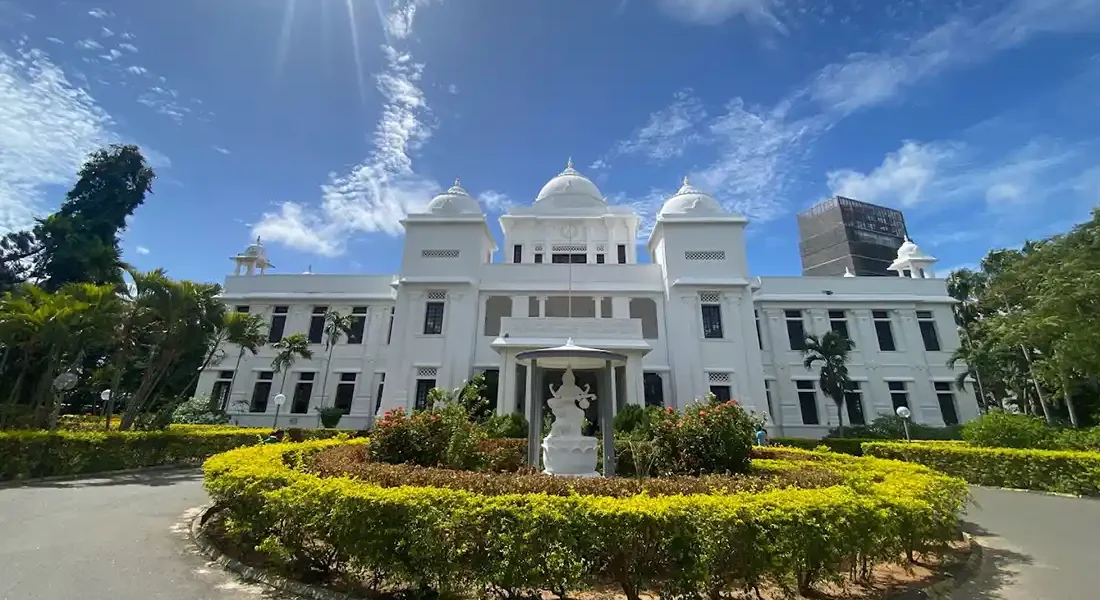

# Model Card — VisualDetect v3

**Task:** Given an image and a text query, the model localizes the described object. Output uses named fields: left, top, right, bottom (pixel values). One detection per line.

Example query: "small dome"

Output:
left=534, top=158, right=605, bottom=209
left=245, top=236, right=266, bottom=257
left=426, top=179, right=482, bottom=215
left=897, top=236, right=922, bottom=258
left=658, top=177, right=725, bottom=217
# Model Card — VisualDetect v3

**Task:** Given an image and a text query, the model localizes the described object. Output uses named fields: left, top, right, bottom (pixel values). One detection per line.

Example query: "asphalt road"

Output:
left=2, top=472, right=1099, bottom=600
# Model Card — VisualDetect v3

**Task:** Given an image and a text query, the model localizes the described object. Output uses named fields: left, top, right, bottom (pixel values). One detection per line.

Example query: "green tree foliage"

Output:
left=317, top=310, right=353, bottom=410
left=271, top=333, right=313, bottom=397
left=801, top=331, right=854, bottom=437
left=947, top=208, right=1100, bottom=426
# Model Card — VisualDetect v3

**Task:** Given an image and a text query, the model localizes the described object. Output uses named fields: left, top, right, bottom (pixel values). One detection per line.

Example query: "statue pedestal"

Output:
left=542, top=435, right=599, bottom=477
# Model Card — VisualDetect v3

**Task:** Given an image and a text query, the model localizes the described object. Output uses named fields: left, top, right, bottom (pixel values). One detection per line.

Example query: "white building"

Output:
left=197, top=160, right=977, bottom=437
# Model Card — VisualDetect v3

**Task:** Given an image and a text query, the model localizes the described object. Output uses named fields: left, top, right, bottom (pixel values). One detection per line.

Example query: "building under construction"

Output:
left=797, top=196, right=908, bottom=277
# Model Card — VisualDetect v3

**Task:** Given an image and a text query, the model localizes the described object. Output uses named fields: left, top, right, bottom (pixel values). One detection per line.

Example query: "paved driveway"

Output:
left=2, top=472, right=1100, bottom=599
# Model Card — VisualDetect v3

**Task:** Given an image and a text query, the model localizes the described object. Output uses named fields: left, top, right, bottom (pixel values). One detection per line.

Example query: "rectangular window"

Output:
left=917, top=310, right=941, bottom=351
left=386, top=307, right=395, bottom=344
left=764, top=380, right=776, bottom=421
left=512, top=244, right=523, bottom=263
left=551, top=253, right=586, bottom=264
left=701, top=304, right=724, bottom=339
left=375, top=373, right=386, bottom=415
left=308, top=306, right=327, bottom=344
left=334, top=372, right=356, bottom=415
left=617, top=244, right=627, bottom=264
left=250, top=372, right=274, bottom=412
left=348, top=306, right=367, bottom=344
left=423, top=301, right=445, bottom=335
left=268, top=306, right=288, bottom=343
left=844, top=381, right=866, bottom=425
left=873, top=310, right=896, bottom=352
left=596, top=253, right=605, bottom=264
left=414, top=378, right=435, bottom=411
left=291, top=372, right=314, bottom=414
left=211, top=372, right=234, bottom=411
left=534, top=253, right=543, bottom=264
left=796, top=380, right=819, bottom=425
left=935, top=381, right=959, bottom=426
left=785, top=310, right=806, bottom=351
left=828, top=310, right=851, bottom=344
left=235, top=305, right=249, bottom=313
left=888, top=380, right=909, bottom=411
left=643, top=372, right=665, bottom=407
left=755, top=310, right=764, bottom=349
left=709, top=385, right=732, bottom=402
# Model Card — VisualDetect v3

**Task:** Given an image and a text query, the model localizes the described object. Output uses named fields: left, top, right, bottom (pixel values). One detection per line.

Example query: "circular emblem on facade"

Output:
left=561, top=223, right=578, bottom=239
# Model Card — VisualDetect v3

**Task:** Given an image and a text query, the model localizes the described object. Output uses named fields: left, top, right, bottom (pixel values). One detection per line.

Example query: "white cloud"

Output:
left=75, top=39, right=102, bottom=51
left=807, top=0, right=1100, bottom=115
left=126, top=65, right=147, bottom=76
left=120, top=32, right=136, bottom=41
left=254, top=1, right=443, bottom=254
left=100, top=49, right=123, bottom=61
left=653, top=0, right=785, bottom=30
left=212, top=146, right=231, bottom=155
left=0, top=45, right=112, bottom=234
left=135, top=245, right=150, bottom=255
left=100, top=27, right=114, bottom=38
left=88, top=8, right=111, bottom=19
left=479, top=190, right=511, bottom=212
left=46, top=37, right=63, bottom=45
left=447, top=83, right=458, bottom=94
left=611, top=88, right=708, bottom=163
left=826, top=141, right=957, bottom=207
left=118, top=43, right=138, bottom=53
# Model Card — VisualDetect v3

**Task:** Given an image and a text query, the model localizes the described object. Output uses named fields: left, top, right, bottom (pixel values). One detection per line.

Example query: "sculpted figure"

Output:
left=546, top=367, right=594, bottom=438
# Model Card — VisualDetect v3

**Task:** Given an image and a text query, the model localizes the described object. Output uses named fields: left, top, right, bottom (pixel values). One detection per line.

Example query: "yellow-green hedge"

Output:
left=863, top=441, right=1100, bottom=496
left=203, top=441, right=968, bottom=597
left=0, top=426, right=340, bottom=481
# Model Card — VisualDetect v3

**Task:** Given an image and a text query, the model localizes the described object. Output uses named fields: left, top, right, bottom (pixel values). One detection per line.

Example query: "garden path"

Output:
left=2, top=473, right=1099, bottom=600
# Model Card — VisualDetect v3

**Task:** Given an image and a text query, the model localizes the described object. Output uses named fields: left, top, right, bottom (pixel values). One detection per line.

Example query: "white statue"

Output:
left=547, top=367, right=594, bottom=438
left=542, top=366, right=600, bottom=477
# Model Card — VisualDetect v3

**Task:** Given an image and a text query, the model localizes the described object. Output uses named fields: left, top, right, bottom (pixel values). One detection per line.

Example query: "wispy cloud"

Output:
left=447, top=83, right=458, bottom=95
left=0, top=44, right=111, bottom=233
left=479, top=190, right=512, bottom=212
left=118, top=43, right=138, bottom=53
left=125, top=65, right=147, bottom=75
left=212, top=146, right=231, bottom=155
left=255, top=0, right=445, bottom=255
left=606, top=88, right=708, bottom=163
left=75, top=39, right=102, bottom=51
left=87, top=8, right=111, bottom=20
left=135, top=245, right=150, bottom=255
left=826, top=141, right=959, bottom=208
left=653, top=0, right=785, bottom=30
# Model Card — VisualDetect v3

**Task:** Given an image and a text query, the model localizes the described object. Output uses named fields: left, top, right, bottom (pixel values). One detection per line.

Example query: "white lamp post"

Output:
left=272, top=393, right=286, bottom=429
left=896, top=405, right=912, bottom=442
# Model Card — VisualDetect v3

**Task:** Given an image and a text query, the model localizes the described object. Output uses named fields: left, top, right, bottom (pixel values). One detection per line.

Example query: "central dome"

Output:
left=534, top=158, right=605, bottom=209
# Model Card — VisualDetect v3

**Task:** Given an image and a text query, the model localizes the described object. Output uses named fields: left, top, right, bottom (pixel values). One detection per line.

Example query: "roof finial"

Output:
left=682, top=175, right=690, bottom=187
left=255, top=235, right=261, bottom=245
left=453, top=177, right=461, bottom=188
left=566, top=156, right=574, bottom=169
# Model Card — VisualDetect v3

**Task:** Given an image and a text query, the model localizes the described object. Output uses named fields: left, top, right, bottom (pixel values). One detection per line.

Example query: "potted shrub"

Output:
left=317, top=406, right=344, bottom=429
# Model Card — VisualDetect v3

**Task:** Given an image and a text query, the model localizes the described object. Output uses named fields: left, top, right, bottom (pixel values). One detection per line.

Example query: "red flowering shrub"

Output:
left=637, top=400, right=755, bottom=475
left=369, top=408, right=451, bottom=467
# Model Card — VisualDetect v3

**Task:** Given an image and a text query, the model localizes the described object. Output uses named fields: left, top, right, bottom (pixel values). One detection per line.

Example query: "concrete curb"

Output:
left=189, top=504, right=361, bottom=600
left=0, top=464, right=198, bottom=489
left=975, top=484, right=1094, bottom=500
left=191, top=506, right=985, bottom=600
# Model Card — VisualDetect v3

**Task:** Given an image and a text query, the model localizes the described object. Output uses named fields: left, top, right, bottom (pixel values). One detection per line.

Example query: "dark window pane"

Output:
left=919, top=320, right=940, bottom=351
left=552, top=253, right=568, bottom=263
left=375, top=375, right=386, bottom=415
left=534, top=253, right=543, bottom=264
left=571, top=253, right=587, bottom=264
left=844, top=392, right=866, bottom=425
left=480, top=369, right=498, bottom=413
left=828, top=310, right=845, bottom=319
left=268, top=315, right=286, bottom=343
left=798, top=391, right=819, bottom=425
left=414, top=379, right=435, bottom=411
left=916, top=310, right=933, bottom=319
left=701, top=305, right=724, bottom=339
left=235, top=305, right=249, bottom=313
left=617, top=244, right=627, bottom=264
left=211, top=380, right=232, bottom=411
left=513, top=245, right=523, bottom=263
left=596, top=254, right=605, bottom=264
left=755, top=311, right=763, bottom=349
left=218, top=370, right=234, bottom=379
left=340, top=372, right=357, bottom=382
left=387, top=307, right=395, bottom=344
left=423, top=301, right=445, bottom=334
left=709, top=385, right=731, bottom=403
left=308, top=313, right=325, bottom=344
left=786, top=315, right=806, bottom=350
left=334, top=383, right=355, bottom=415
left=891, top=392, right=909, bottom=411
left=250, top=381, right=272, bottom=412
left=644, top=372, right=664, bottom=407
left=887, top=381, right=906, bottom=391
left=934, top=381, right=951, bottom=392
left=291, top=382, right=312, bottom=413
left=875, top=320, right=896, bottom=351
left=872, top=310, right=888, bottom=319
left=938, top=393, right=959, bottom=426
left=259, top=371, right=274, bottom=380
left=348, top=315, right=366, bottom=344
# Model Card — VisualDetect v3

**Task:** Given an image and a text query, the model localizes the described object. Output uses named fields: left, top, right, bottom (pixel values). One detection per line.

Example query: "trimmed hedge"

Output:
left=0, top=426, right=342, bottom=481
left=204, top=440, right=968, bottom=597
left=771, top=437, right=878, bottom=456
left=863, top=441, right=1100, bottom=496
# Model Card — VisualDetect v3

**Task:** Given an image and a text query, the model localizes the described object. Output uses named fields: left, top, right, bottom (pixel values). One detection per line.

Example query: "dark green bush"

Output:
left=772, top=437, right=874, bottom=456
left=961, top=412, right=1052, bottom=449
left=863, top=441, right=1100, bottom=496
left=828, top=415, right=962, bottom=441
left=484, top=412, right=527, bottom=439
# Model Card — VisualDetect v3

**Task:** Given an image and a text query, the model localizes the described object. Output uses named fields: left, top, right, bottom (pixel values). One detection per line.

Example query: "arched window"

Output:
left=483, top=296, right=512, bottom=336
left=629, top=298, right=659, bottom=340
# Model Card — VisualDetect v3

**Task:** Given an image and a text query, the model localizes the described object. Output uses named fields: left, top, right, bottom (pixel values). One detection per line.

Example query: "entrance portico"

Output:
left=491, top=317, right=651, bottom=422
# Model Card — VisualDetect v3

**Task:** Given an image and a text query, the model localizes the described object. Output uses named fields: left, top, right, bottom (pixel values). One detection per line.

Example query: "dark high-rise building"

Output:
left=797, top=196, right=908, bottom=277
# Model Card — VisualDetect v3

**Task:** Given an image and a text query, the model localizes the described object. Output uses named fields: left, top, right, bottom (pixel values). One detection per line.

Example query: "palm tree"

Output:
left=318, top=310, right=353, bottom=411
left=272, top=333, right=313, bottom=399
left=801, top=331, right=855, bottom=437
left=220, top=312, right=268, bottom=411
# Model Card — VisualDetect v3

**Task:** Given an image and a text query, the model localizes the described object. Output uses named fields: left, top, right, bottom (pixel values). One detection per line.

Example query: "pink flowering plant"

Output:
left=624, top=398, right=755, bottom=476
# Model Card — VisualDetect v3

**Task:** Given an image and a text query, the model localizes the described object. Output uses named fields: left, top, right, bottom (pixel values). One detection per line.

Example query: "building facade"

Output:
left=197, top=162, right=977, bottom=438
left=798, top=196, right=909, bottom=277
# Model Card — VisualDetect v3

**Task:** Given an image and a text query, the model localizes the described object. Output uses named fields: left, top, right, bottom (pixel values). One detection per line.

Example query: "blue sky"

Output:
left=1, top=0, right=1098, bottom=283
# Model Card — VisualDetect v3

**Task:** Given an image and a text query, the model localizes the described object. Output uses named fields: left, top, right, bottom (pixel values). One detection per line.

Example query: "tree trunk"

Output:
left=1019, top=345, right=1053, bottom=423
left=835, top=397, right=845, bottom=438
left=0, top=345, right=10, bottom=379
left=1061, top=368, right=1079, bottom=428
left=220, top=348, right=246, bottom=412
left=119, top=350, right=174, bottom=430
left=32, top=352, right=60, bottom=430
left=319, top=343, right=334, bottom=427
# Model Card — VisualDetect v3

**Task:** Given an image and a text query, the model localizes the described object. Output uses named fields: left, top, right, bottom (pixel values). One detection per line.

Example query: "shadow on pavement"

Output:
left=14, top=468, right=203, bottom=489
left=952, top=521, right=1035, bottom=600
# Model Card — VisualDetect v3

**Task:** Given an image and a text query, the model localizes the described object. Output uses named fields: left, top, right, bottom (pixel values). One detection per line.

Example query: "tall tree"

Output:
left=221, top=313, right=268, bottom=411
left=318, top=310, right=353, bottom=410
left=801, top=331, right=855, bottom=437
left=271, top=333, right=313, bottom=399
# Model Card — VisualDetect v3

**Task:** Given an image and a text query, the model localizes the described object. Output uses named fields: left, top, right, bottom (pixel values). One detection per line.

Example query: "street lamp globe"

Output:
left=100, top=389, right=112, bottom=402
left=895, top=406, right=912, bottom=419
left=273, top=394, right=286, bottom=406
left=52, top=371, right=78, bottom=392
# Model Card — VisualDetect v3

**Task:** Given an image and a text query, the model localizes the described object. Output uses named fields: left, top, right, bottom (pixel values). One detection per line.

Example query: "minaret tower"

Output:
left=231, top=237, right=274, bottom=276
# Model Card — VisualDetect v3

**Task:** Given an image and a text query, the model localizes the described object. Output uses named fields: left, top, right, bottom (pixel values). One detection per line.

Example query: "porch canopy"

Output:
left=516, top=339, right=627, bottom=476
